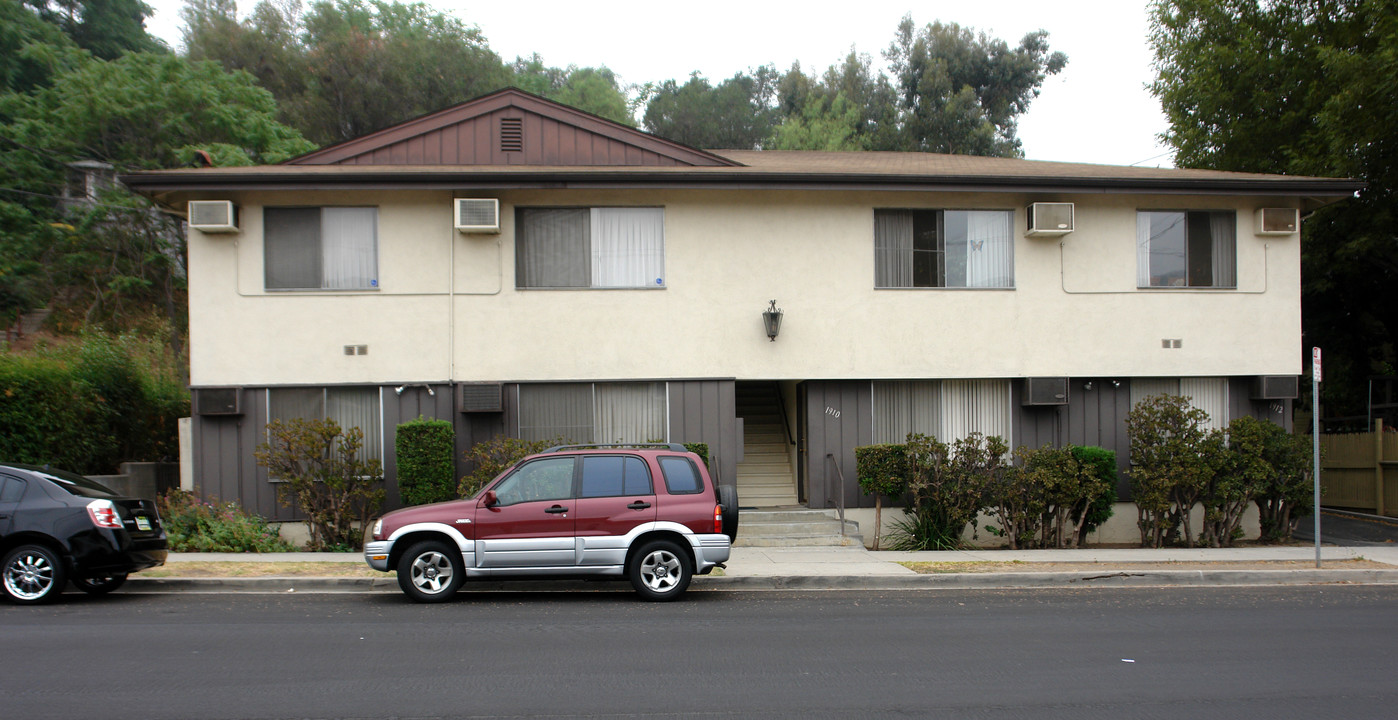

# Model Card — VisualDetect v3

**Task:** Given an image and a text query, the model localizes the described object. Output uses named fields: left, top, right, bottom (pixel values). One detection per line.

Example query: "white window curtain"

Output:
left=518, top=383, right=594, bottom=443
left=594, top=382, right=667, bottom=443
left=1136, top=212, right=1159, bottom=287
left=874, top=211, right=914, bottom=288
left=959, top=211, right=1014, bottom=288
left=872, top=381, right=940, bottom=443
left=321, top=208, right=378, bottom=289
left=1209, top=212, right=1236, bottom=288
left=591, top=208, right=664, bottom=288
left=939, top=379, right=1012, bottom=445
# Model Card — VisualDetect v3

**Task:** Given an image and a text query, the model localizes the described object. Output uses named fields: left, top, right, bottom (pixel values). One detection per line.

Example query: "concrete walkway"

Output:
left=133, top=544, right=1398, bottom=593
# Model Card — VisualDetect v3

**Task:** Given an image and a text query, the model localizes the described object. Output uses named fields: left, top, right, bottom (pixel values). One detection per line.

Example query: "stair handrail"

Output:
left=775, top=382, right=795, bottom=447
left=825, top=453, right=846, bottom=538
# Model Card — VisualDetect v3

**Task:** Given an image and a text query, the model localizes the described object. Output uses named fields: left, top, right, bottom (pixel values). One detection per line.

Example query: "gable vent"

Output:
left=500, top=117, right=523, bottom=153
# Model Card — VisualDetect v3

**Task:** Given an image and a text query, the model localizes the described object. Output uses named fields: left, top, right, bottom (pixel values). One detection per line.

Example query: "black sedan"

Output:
left=1, top=463, right=167, bottom=604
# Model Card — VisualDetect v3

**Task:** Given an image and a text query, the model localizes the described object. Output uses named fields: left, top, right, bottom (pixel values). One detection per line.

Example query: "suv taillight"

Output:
left=87, top=499, right=122, bottom=529
left=714, top=504, right=723, bottom=534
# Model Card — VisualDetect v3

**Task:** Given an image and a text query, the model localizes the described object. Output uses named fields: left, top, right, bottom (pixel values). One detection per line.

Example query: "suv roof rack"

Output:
left=542, top=443, right=691, bottom=453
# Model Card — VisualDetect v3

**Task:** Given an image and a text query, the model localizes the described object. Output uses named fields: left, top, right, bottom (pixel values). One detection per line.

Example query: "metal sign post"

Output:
left=1313, top=347, right=1322, bottom=569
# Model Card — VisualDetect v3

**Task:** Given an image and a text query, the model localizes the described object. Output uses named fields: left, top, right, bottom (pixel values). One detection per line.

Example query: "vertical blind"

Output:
left=872, top=379, right=1012, bottom=446
left=872, top=381, right=940, bottom=443
left=1129, top=377, right=1229, bottom=430
left=518, top=383, right=594, bottom=443
left=267, top=387, right=382, bottom=461
left=265, top=207, right=378, bottom=290
left=517, top=382, right=669, bottom=444
left=594, top=382, right=667, bottom=443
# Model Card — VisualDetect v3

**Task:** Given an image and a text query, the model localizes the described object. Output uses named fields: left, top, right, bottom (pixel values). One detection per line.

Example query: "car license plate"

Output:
left=135, top=517, right=152, bottom=531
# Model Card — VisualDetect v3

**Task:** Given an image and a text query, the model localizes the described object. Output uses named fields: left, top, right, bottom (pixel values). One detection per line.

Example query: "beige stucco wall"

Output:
left=185, top=187, right=1301, bottom=387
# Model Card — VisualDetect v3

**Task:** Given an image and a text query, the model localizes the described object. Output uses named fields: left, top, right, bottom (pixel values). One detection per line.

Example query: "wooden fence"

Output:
left=1320, top=419, right=1397, bottom=517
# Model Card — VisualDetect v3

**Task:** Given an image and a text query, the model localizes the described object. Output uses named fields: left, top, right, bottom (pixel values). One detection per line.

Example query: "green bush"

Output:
left=157, top=489, right=295, bottom=552
left=1127, top=394, right=1225, bottom=547
left=1069, top=445, right=1118, bottom=544
left=395, top=417, right=456, bottom=506
left=0, top=333, right=188, bottom=474
left=459, top=435, right=562, bottom=498
left=254, top=418, right=384, bottom=551
left=1251, top=421, right=1314, bottom=543
left=887, top=433, right=1002, bottom=551
left=682, top=442, right=710, bottom=467
left=856, top=444, right=908, bottom=549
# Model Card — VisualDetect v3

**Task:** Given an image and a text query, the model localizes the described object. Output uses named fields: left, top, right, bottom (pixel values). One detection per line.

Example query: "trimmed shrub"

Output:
left=1127, top=394, right=1225, bottom=547
left=1242, top=418, right=1314, bottom=543
left=254, top=418, right=384, bottom=551
left=395, top=417, right=456, bottom=506
left=157, top=489, right=295, bottom=552
left=682, top=442, right=710, bottom=467
left=888, top=433, right=1002, bottom=551
left=855, top=443, right=908, bottom=549
left=1069, top=445, right=1118, bottom=545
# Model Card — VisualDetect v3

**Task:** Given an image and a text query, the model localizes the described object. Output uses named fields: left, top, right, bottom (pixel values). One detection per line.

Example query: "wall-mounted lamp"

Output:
left=1111, top=379, right=1121, bottom=388
left=394, top=384, right=436, bottom=396
left=762, top=299, right=783, bottom=341
left=1083, top=381, right=1094, bottom=391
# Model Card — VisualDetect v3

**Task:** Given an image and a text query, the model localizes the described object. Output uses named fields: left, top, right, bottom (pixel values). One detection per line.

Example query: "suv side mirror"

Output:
left=480, top=490, right=499, bottom=508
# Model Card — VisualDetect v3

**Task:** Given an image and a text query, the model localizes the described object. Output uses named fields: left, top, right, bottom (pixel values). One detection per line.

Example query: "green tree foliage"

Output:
left=510, top=55, right=632, bottom=126
left=254, top=417, right=385, bottom=550
left=885, top=16, right=1067, bottom=156
left=1150, top=0, right=1397, bottom=416
left=157, top=489, right=296, bottom=552
left=1069, top=445, right=1118, bottom=545
left=183, top=0, right=512, bottom=145
left=641, top=66, right=781, bottom=149
left=855, top=443, right=907, bottom=549
left=1, top=0, right=86, bottom=94
left=1240, top=417, right=1315, bottom=543
left=394, top=416, right=455, bottom=506
left=21, top=0, right=167, bottom=60
left=985, top=444, right=1111, bottom=549
left=887, top=432, right=1004, bottom=551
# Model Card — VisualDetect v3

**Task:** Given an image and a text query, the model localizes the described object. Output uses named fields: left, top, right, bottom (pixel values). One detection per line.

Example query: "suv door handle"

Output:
left=627, top=501, right=651, bottom=510
left=545, top=505, right=569, bottom=514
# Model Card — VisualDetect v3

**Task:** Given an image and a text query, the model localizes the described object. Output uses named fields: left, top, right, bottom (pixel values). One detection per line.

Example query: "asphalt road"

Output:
left=3, top=587, right=1396, bottom=719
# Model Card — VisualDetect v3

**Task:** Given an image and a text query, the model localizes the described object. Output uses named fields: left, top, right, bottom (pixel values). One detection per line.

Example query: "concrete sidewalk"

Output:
left=127, top=544, right=1398, bottom=594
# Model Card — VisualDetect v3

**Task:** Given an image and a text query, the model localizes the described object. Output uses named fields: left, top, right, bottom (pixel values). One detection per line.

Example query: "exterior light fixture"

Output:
left=762, top=299, right=783, bottom=341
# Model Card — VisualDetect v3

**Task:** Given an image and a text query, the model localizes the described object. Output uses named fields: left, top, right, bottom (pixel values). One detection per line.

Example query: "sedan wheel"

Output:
left=396, top=541, right=464, bottom=603
left=628, top=540, right=691, bottom=601
left=3, top=544, right=67, bottom=605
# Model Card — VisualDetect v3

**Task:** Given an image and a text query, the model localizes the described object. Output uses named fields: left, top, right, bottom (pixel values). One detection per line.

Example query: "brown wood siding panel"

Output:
left=406, top=135, right=425, bottom=164
left=541, top=117, right=560, bottom=165
left=482, top=112, right=502, bottom=165
left=559, top=125, right=578, bottom=165
left=667, top=381, right=738, bottom=490
left=801, top=381, right=873, bottom=510
left=424, top=129, right=441, bottom=163
left=389, top=141, right=407, bottom=164
left=1066, top=379, right=1132, bottom=499
left=524, top=113, right=543, bottom=164
left=439, top=125, right=457, bottom=163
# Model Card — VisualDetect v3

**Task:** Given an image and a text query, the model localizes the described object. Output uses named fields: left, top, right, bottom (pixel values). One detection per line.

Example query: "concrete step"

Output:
left=735, top=509, right=862, bottom=547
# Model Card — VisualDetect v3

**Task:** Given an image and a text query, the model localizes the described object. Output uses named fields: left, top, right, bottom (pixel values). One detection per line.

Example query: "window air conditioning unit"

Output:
left=458, top=382, right=504, bottom=413
left=187, top=200, right=239, bottom=233
left=1251, top=376, right=1299, bottom=400
left=454, top=198, right=500, bottom=233
left=1026, top=202, right=1074, bottom=237
left=194, top=388, right=242, bottom=416
left=1022, top=377, right=1070, bottom=406
left=1255, top=208, right=1299, bottom=236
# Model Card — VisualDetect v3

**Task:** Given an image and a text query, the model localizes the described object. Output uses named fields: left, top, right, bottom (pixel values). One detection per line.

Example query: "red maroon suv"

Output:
left=365, top=444, right=738, bottom=602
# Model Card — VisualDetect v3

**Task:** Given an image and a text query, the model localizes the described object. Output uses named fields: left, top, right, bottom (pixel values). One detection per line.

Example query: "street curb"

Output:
left=122, top=569, right=1398, bottom=594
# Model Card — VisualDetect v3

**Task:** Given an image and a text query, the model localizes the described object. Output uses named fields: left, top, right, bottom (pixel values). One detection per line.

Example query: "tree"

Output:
left=254, top=417, right=385, bottom=550
left=22, top=0, right=167, bottom=60
left=1150, top=0, right=1398, bottom=418
left=884, top=15, right=1066, bottom=156
left=641, top=66, right=780, bottom=149
left=1127, top=394, right=1226, bottom=547
left=183, top=0, right=513, bottom=146
left=511, top=56, right=633, bottom=126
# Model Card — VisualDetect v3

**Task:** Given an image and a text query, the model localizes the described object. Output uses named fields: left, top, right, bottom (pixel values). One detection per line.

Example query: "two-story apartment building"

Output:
left=123, top=89, right=1360, bottom=534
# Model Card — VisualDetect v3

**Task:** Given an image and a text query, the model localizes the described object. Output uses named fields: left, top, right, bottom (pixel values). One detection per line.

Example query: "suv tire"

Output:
left=628, top=539, right=691, bottom=601
left=397, top=540, right=464, bottom=603
left=717, top=484, right=739, bottom=542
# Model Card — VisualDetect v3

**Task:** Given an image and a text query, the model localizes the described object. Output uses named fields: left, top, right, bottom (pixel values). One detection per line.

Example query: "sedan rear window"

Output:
left=658, top=457, right=703, bottom=495
left=30, top=467, right=118, bottom=498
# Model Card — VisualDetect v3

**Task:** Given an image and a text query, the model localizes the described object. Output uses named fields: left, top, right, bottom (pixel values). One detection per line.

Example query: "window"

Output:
left=268, top=387, right=383, bottom=461
left=516, top=207, right=664, bottom=289
left=1136, top=211, right=1236, bottom=288
left=265, top=207, right=378, bottom=290
left=493, top=457, right=576, bottom=505
left=579, top=456, right=653, bottom=498
left=518, top=382, right=667, bottom=444
left=872, top=379, right=1012, bottom=445
left=874, top=209, right=1014, bottom=288
left=658, top=456, right=702, bottom=495
left=1129, top=377, right=1229, bottom=431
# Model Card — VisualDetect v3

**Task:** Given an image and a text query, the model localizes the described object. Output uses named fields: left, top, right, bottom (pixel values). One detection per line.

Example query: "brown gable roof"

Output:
left=286, top=87, right=737, bottom=168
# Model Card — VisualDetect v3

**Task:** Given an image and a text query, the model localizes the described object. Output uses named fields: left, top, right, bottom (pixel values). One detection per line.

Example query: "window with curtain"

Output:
left=516, top=207, right=664, bottom=289
left=264, top=207, right=378, bottom=290
left=517, top=382, right=667, bottom=443
left=874, top=209, right=1014, bottom=288
left=1128, top=377, right=1229, bottom=431
left=1136, top=211, right=1236, bottom=288
left=267, top=387, right=382, bottom=461
left=872, top=379, right=1012, bottom=446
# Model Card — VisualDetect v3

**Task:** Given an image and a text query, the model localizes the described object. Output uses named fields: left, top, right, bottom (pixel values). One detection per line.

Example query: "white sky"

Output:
left=140, top=0, right=1174, bottom=168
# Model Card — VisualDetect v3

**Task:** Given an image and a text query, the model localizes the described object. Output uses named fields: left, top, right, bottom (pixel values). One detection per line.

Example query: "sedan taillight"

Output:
left=714, top=504, right=723, bottom=534
left=87, top=499, right=122, bottom=529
